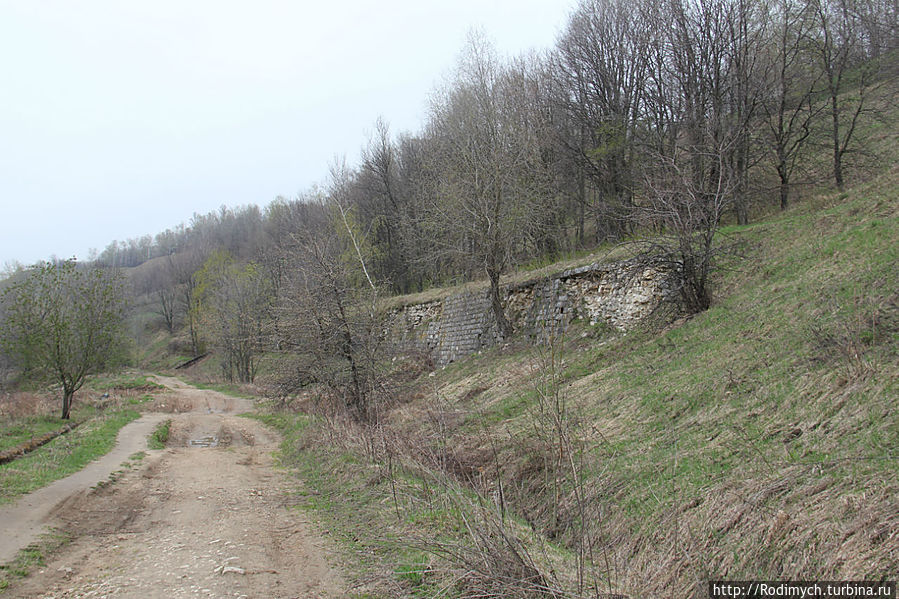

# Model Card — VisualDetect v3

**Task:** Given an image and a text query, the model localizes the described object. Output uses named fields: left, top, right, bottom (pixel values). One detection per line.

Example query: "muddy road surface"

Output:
left=0, top=377, right=344, bottom=598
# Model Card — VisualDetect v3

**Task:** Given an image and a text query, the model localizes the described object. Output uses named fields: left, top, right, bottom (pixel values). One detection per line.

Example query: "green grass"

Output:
left=394, top=551, right=432, bottom=592
left=275, top=157, right=898, bottom=596
left=92, top=451, right=148, bottom=491
left=0, top=409, right=141, bottom=505
left=0, top=414, right=85, bottom=454
left=181, top=379, right=255, bottom=399
left=225, top=94, right=899, bottom=595
left=0, top=529, right=70, bottom=592
left=148, top=419, right=171, bottom=450
left=250, top=405, right=582, bottom=598
left=84, top=372, right=164, bottom=392
left=132, top=326, right=194, bottom=371
left=127, top=393, right=156, bottom=406
left=447, top=166, right=897, bottom=591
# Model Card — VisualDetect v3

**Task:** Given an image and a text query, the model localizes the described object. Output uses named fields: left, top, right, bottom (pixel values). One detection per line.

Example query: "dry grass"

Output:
left=282, top=403, right=612, bottom=598
left=370, top=159, right=898, bottom=596
left=254, top=98, right=899, bottom=596
left=0, top=391, right=56, bottom=420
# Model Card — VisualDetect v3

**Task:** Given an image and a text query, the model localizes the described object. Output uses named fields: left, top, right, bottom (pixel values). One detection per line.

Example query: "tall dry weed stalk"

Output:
left=418, top=317, right=625, bottom=597
left=423, top=475, right=570, bottom=598
left=297, top=312, right=627, bottom=596
left=528, top=321, right=618, bottom=598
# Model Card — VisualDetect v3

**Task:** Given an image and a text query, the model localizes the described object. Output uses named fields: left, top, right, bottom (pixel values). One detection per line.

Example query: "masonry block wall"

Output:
left=387, top=260, right=678, bottom=365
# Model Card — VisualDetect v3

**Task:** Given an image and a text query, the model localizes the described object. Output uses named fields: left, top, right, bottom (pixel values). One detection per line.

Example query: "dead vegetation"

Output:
left=260, top=160, right=899, bottom=596
left=278, top=326, right=627, bottom=597
left=241, top=89, right=899, bottom=596
left=0, top=391, right=56, bottom=420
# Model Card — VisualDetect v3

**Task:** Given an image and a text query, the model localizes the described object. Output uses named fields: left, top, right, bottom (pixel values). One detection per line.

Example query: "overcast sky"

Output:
left=0, top=0, right=574, bottom=268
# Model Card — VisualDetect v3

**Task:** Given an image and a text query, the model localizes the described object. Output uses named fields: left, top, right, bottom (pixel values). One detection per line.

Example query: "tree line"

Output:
left=130, top=0, right=891, bottom=407
left=2, top=0, right=894, bottom=417
left=124, top=0, right=893, bottom=299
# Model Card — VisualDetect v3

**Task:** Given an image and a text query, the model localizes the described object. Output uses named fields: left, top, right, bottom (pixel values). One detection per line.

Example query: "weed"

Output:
left=248, top=155, right=899, bottom=596
left=85, top=372, right=164, bottom=392
left=148, top=419, right=171, bottom=450
left=394, top=552, right=430, bottom=587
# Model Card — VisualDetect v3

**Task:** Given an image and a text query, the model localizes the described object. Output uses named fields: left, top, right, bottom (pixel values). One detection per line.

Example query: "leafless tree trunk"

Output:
left=634, top=0, right=755, bottom=312
left=762, top=0, right=823, bottom=210
left=554, top=0, right=650, bottom=241
left=194, top=251, right=272, bottom=383
left=420, top=32, right=550, bottom=338
left=811, top=0, right=876, bottom=190
left=169, top=250, right=206, bottom=356
left=275, top=182, right=390, bottom=422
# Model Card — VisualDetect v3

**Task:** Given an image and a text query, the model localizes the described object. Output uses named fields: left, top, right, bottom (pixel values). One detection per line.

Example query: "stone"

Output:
left=386, top=258, right=679, bottom=366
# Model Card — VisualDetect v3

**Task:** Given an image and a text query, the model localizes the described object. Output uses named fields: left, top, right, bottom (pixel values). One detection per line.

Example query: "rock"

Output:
left=221, top=566, right=245, bottom=575
left=387, top=260, right=676, bottom=366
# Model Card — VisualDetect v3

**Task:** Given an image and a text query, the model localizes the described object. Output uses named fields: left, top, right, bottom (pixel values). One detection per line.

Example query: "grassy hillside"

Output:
left=256, top=154, right=899, bottom=597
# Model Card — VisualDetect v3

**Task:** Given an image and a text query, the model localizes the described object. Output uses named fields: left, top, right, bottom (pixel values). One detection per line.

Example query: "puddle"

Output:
left=188, top=436, right=219, bottom=448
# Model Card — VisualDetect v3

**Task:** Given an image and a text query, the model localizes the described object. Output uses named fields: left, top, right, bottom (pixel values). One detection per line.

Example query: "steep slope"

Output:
left=256, top=161, right=898, bottom=598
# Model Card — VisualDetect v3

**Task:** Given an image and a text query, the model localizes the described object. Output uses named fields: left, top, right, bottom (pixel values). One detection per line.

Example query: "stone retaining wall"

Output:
left=387, top=259, right=678, bottom=365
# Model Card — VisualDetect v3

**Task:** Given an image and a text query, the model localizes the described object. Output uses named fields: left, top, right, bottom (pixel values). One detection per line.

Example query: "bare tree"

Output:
left=811, top=0, right=878, bottom=190
left=155, top=281, right=178, bottom=334
left=637, top=142, right=741, bottom=312
left=722, top=0, right=768, bottom=224
left=762, top=0, right=825, bottom=210
left=635, top=0, right=756, bottom=311
left=194, top=251, right=272, bottom=383
left=355, top=118, right=417, bottom=293
left=856, top=0, right=899, bottom=61
left=422, top=32, right=550, bottom=337
left=132, top=258, right=179, bottom=333
left=275, top=195, right=389, bottom=422
left=554, top=0, right=650, bottom=240
left=169, top=249, right=206, bottom=356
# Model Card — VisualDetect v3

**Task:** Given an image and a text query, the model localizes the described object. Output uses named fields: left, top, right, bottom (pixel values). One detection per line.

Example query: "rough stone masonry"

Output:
left=387, top=259, right=679, bottom=366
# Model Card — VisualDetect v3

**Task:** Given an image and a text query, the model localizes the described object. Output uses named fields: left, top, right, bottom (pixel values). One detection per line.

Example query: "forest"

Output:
left=61, top=0, right=890, bottom=395
left=1, top=0, right=894, bottom=417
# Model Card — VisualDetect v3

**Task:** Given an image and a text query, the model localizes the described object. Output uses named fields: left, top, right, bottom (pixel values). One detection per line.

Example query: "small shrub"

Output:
left=148, top=419, right=171, bottom=450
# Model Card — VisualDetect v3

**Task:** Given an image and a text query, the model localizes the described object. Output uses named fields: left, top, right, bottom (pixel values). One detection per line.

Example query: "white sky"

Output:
left=0, top=0, right=573, bottom=267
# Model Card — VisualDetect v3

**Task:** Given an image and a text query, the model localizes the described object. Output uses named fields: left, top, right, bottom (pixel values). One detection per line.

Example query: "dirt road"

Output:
left=0, top=377, right=344, bottom=598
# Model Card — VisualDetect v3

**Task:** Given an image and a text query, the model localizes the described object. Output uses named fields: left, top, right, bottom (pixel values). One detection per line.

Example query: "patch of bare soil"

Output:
left=1, top=380, right=344, bottom=599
